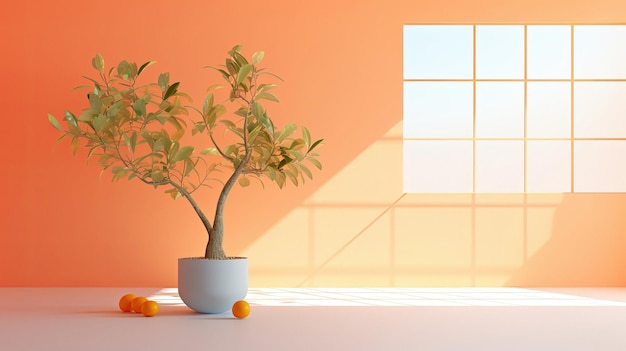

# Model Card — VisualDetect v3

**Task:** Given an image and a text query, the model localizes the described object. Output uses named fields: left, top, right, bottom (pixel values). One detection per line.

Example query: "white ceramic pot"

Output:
left=178, top=257, right=248, bottom=314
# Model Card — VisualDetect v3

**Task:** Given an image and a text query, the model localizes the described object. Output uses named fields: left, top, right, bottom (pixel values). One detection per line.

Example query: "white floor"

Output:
left=152, top=287, right=626, bottom=307
left=2, top=288, right=626, bottom=350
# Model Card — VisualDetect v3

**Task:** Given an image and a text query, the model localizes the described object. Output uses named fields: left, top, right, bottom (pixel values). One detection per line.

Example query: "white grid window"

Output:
left=403, top=24, right=626, bottom=193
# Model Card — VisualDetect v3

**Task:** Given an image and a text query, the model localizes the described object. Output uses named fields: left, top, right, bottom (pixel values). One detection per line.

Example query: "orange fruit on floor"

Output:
left=131, top=297, right=148, bottom=313
left=119, top=294, right=136, bottom=312
left=232, top=300, right=250, bottom=319
left=141, top=301, right=159, bottom=317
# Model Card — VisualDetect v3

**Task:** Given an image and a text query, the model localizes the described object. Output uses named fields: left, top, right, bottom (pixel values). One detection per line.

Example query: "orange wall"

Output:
left=1, top=0, right=626, bottom=287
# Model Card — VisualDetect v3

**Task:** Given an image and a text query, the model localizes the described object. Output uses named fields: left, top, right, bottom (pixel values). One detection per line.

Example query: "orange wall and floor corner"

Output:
left=1, top=0, right=626, bottom=287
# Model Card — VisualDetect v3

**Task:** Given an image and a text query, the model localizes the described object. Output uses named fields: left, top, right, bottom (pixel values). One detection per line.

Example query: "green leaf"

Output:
left=87, top=146, right=100, bottom=160
left=290, top=138, right=305, bottom=151
left=88, top=92, right=102, bottom=112
left=233, top=52, right=249, bottom=67
left=163, top=82, right=180, bottom=100
left=236, top=64, right=253, bottom=85
left=228, top=44, right=243, bottom=56
left=218, top=69, right=230, bottom=81
left=70, top=137, right=80, bottom=155
left=251, top=175, right=265, bottom=189
left=266, top=166, right=277, bottom=180
left=130, top=132, right=137, bottom=154
left=252, top=51, right=264, bottom=64
left=224, top=145, right=238, bottom=158
left=64, top=111, right=78, bottom=128
left=203, top=94, right=214, bottom=115
left=257, top=84, right=278, bottom=93
left=78, top=110, right=95, bottom=122
left=152, top=169, right=164, bottom=182
left=300, top=164, right=313, bottom=180
left=93, top=114, right=107, bottom=132
left=275, top=171, right=286, bottom=189
left=117, top=60, right=133, bottom=80
left=158, top=72, right=170, bottom=92
left=278, top=123, right=297, bottom=142
left=106, top=101, right=124, bottom=118
left=71, top=85, right=92, bottom=91
left=111, top=166, right=132, bottom=182
left=302, top=126, right=311, bottom=149
left=214, top=104, right=227, bottom=119
left=132, top=99, right=147, bottom=117
left=251, top=102, right=264, bottom=120
left=234, top=106, right=248, bottom=118
left=284, top=168, right=298, bottom=186
left=277, top=155, right=293, bottom=170
left=204, top=84, right=223, bottom=93
left=153, top=137, right=169, bottom=152
left=238, top=177, right=251, bottom=187
left=308, top=139, right=323, bottom=153
left=192, top=123, right=206, bottom=136
left=247, top=124, right=263, bottom=143
left=55, top=133, right=72, bottom=143
left=91, top=53, right=104, bottom=73
left=205, top=66, right=231, bottom=81
left=226, top=58, right=239, bottom=76
left=289, top=150, right=304, bottom=162
left=124, top=131, right=137, bottom=154
left=137, top=61, right=156, bottom=76
left=169, top=140, right=179, bottom=157
left=262, top=115, right=274, bottom=136
left=48, top=114, right=64, bottom=131
left=82, top=75, right=101, bottom=87
left=255, top=92, right=279, bottom=103
left=164, top=188, right=180, bottom=200
left=200, top=147, right=218, bottom=155
left=171, top=145, right=194, bottom=163
left=184, top=159, right=195, bottom=176
left=257, top=70, right=284, bottom=82
left=220, top=119, right=237, bottom=130
left=309, top=157, right=322, bottom=170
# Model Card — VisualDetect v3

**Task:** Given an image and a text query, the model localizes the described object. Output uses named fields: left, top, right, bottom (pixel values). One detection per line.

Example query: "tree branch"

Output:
left=169, top=180, right=213, bottom=234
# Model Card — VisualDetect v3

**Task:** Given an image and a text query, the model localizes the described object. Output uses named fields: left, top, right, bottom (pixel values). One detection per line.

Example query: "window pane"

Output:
left=476, top=82, right=524, bottom=138
left=404, top=82, right=474, bottom=138
left=403, top=140, right=473, bottom=193
left=403, top=25, right=474, bottom=79
left=476, top=25, right=524, bottom=79
left=527, top=82, right=571, bottom=138
left=527, top=25, right=571, bottom=79
left=527, top=141, right=571, bottom=192
left=574, top=25, right=626, bottom=79
left=574, top=141, right=626, bottom=192
left=574, top=82, right=626, bottom=138
left=475, top=141, right=524, bottom=192
left=403, top=24, right=626, bottom=194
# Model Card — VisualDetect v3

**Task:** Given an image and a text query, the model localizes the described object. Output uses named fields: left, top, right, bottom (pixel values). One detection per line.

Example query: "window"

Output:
left=403, top=24, right=626, bottom=193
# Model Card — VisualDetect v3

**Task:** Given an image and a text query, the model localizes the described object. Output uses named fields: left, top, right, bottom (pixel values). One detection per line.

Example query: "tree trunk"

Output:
left=205, top=225, right=226, bottom=259
left=207, top=150, right=252, bottom=260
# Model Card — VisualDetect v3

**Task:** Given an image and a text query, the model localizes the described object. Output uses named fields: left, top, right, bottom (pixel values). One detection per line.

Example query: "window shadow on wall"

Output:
left=506, top=193, right=626, bottom=287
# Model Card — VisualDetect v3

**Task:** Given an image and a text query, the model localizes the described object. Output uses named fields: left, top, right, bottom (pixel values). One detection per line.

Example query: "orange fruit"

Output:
left=232, top=300, right=250, bottom=319
left=119, top=294, right=136, bottom=312
left=141, top=301, right=159, bottom=317
left=131, top=297, right=148, bottom=313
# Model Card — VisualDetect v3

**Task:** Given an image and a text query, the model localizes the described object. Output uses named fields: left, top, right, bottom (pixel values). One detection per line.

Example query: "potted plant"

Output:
left=47, top=45, right=323, bottom=313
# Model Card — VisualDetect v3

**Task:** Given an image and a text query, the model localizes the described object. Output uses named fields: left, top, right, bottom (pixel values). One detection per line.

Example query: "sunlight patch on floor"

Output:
left=149, top=287, right=626, bottom=307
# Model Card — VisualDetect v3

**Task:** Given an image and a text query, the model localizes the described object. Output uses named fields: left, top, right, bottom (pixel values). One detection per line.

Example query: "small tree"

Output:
left=48, top=45, right=322, bottom=259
